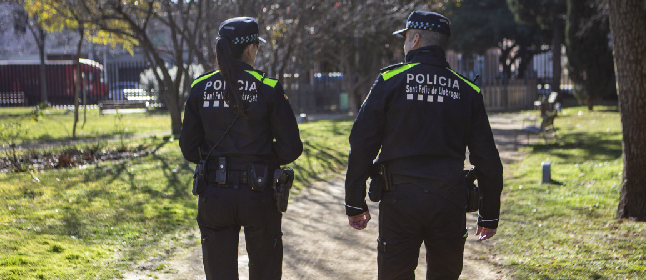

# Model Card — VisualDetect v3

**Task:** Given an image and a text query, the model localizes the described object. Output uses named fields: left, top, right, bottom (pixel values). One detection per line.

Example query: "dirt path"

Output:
left=122, top=112, right=533, bottom=280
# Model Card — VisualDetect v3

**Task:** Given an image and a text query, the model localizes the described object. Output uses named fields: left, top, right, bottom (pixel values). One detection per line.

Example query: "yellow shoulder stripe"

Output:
left=245, top=70, right=278, bottom=88
left=381, top=63, right=420, bottom=80
left=448, top=69, right=480, bottom=93
left=191, top=70, right=220, bottom=88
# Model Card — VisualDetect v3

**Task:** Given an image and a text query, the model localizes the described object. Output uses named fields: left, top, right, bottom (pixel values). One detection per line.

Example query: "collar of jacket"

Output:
left=405, top=45, right=450, bottom=68
left=233, top=60, right=255, bottom=71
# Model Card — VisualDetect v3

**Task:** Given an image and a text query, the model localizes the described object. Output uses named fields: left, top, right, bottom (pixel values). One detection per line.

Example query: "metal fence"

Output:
left=285, top=73, right=346, bottom=114
left=481, top=79, right=538, bottom=111
left=447, top=46, right=574, bottom=111
left=104, top=61, right=147, bottom=101
left=1, top=47, right=571, bottom=112
left=0, top=59, right=161, bottom=107
left=0, top=60, right=106, bottom=106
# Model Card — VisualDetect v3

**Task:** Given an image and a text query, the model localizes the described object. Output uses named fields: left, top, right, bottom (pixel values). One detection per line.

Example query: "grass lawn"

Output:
left=0, top=106, right=352, bottom=279
left=0, top=107, right=171, bottom=142
left=5, top=104, right=644, bottom=279
left=497, top=106, right=646, bottom=279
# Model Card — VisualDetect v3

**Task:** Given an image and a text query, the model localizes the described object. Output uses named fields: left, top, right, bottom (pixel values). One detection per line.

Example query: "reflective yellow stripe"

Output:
left=381, top=63, right=420, bottom=80
left=191, top=70, right=220, bottom=88
left=245, top=70, right=264, bottom=81
left=264, top=78, right=278, bottom=88
left=245, top=70, right=278, bottom=88
left=448, top=69, right=480, bottom=93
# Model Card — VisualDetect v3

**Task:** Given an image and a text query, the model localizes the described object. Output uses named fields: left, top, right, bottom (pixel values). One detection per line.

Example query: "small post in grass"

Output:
left=541, top=162, right=551, bottom=184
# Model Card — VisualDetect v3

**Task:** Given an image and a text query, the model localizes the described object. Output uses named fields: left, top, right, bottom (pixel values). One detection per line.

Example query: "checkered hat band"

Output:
left=407, top=21, right=444, bottom=31
left=232, top=34, right=259, bottom=45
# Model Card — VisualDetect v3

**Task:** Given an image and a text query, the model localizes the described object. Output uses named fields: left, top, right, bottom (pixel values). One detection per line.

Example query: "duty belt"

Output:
left=207, top=170, right=249, bottom=185
left=206, top=163, right=249, bottom=186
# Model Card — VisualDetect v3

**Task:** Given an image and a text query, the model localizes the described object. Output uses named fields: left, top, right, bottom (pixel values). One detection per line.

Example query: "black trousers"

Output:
left=378, top=183, right=467, bottom=280
left=197, top=182, right=283, bottom=280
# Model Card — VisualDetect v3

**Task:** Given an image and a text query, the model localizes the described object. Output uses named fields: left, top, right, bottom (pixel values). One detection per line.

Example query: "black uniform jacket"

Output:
left=344, top=46, right=504, bottom=229
left=179, top=61, right=303, bottom=167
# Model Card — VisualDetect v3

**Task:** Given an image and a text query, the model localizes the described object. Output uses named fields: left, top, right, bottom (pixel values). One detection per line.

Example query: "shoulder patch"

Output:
left=447, top=69, right=480, bottom=93
left=191, top=70, right=220, bottom=88
left=381, top=63, right=420, bottom=81
left=245, top=70, right=278, bottom=88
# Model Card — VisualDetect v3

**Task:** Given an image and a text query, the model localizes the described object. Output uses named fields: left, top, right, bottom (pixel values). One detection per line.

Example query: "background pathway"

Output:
left=122, top=112, right=535, bottom=280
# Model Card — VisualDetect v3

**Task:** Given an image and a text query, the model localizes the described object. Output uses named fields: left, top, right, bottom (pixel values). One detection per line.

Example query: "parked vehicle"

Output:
left=0, top=59, right=108, bottom=106
left=108, top=81, right=140, bottom=101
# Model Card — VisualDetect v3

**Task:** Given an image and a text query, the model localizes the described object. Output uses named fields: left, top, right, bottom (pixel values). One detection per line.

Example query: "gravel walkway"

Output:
left=122, top=112, right=535, bottom=280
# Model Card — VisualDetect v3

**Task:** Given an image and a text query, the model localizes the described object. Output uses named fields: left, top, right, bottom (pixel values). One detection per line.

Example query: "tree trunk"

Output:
left=586, top=78, right=594, bottom=111
left=83, top=72, right=87, bottom=125
left=163, top=86, right=183, bottom=136
left=73, top=23, right=84, bottom=139
left=609, top=0, right=646, bottom=221
left=551, top=18, right=564, bottom=99
left=38, top=27, right=47, bottom=104
left=498, top=45, right=514, bottom=80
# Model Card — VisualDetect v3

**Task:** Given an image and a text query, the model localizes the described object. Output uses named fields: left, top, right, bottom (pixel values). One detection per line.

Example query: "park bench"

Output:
left=99, top=100, right=148, bottom=116
left=515, top=111, right=558, bottom=148
left=534, top=91, right=560, bottom=116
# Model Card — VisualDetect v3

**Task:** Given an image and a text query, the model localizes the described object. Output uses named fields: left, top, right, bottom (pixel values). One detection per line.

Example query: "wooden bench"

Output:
left=99, top=100, right=148, bottom=115
left=515, top=111, right=558, bottom=148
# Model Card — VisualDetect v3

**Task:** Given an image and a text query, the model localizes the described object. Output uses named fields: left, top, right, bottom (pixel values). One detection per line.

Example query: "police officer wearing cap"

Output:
left=180, top=17, right=303, bottom=280
left=344, top=11, right=503, bottom=279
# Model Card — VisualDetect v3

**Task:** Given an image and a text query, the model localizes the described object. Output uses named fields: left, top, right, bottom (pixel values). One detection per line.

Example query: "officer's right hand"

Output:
left=476, top=226, right=497, bottom=241
left=348, top=211, right=371, bottom=230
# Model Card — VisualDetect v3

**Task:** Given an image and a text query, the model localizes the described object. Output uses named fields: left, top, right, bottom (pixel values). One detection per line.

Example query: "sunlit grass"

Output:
left=497, top=106, right=646, bottom=279
left=0, top=137, right=195, bottom=279
left=0, top=108, right=354, bottom=279
left=1, top=107, right=171, bottom=142
left=292, top=118, right=353, bottom=189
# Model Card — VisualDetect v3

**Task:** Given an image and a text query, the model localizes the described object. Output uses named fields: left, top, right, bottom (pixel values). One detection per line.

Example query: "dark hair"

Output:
left=215, top=37, right=258, bottom=117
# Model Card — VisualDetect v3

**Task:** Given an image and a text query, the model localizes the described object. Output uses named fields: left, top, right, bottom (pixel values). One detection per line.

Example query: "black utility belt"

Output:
left=207, top=170, right=249, bottom=185
left=204, top=157, right=272, bottom=192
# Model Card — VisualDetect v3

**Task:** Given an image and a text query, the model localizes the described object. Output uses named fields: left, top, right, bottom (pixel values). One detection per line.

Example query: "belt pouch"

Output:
left=216, top=157, right=227, bottom=187
left=369, top=163, right=393, bottom=202
left=368, top=164, right=383, bottom=202
left=192, top=160, right=208, bottom=195
left=248, top=163, right=268, bottom=192
left=274, top=167, right=295, bottom=212
left=380, top=164, right=393, bottom=191
left=464, top=169, right=480, bottom=212
left=368, top=177, right=383, bottom=202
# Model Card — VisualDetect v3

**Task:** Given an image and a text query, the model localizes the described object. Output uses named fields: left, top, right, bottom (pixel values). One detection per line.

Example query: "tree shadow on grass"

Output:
left=293, top=139, right=348, bottom=187
left=527, top=131, right=622, bottom=161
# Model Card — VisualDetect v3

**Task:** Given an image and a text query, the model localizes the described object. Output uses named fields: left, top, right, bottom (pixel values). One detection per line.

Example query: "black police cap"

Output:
left=393, top=11, right=451, bottom=37
left=218, top=17, right=267, bottom=45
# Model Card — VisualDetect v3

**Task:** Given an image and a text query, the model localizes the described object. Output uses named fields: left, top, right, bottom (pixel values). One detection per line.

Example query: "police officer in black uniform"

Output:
left=344, top=11, right=504, bottom=280
left=179, top=17, right=303, bottom=280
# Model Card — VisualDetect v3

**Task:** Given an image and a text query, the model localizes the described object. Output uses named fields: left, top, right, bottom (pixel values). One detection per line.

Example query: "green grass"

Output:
left=5, top=105, right=646, bottom=279
left=0, top=107, right=353, bottom=279
left=292, top=118, right=353, bottom=189
left=497, top=106, right=646, bottom=279
left=0, top=107, right=171, bottom=142
left=1, top=137, right=195, bottom=279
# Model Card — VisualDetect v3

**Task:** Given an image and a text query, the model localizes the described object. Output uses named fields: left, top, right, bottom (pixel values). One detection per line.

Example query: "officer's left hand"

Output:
left=348, top=211, right=371, bottom=230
